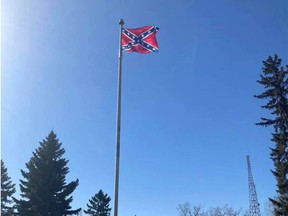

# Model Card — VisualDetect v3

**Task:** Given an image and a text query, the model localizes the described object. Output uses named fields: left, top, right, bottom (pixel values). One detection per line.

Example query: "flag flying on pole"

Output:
left=122, top=26, right=159, bottom=54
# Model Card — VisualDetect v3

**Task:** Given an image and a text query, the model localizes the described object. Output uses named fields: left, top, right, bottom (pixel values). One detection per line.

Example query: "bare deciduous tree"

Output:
left=177, top=202, right=206, bottom=216
left=177, top=203, right=248, bottom=216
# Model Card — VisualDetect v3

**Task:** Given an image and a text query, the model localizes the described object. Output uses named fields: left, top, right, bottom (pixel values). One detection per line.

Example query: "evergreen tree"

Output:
left=1, top=160, right=16, bottom=216
left=84, top=190, right=111, bottom=216
left=255, top=55, right=288, bottom=215
left=14, top=131, right=81, bottom=216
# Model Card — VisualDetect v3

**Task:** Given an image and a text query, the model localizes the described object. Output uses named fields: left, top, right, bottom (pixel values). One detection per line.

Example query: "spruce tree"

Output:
left=15, top=131, right=81, bottom=216
left=84, top=190, right=111, bottom=216
left=1, top=160, right=16, bottom=216
left=255, top=55, right=288, bottom=215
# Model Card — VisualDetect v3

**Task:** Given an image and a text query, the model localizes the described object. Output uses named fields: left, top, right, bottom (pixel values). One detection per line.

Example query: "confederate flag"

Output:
left=122, top=26, right=159, bottom=54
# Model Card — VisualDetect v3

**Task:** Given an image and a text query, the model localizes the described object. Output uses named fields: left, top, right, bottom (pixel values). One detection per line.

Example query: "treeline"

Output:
left=177, top=202, right=249, bottom=216
left=1, top=131, right=111, bottom=216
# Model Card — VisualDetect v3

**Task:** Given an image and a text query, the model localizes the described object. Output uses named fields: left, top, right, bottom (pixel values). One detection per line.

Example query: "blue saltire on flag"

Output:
left=122, top=26, right=159, bottom=54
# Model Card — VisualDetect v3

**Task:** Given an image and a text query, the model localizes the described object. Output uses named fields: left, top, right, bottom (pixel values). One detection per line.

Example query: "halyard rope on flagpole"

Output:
left=114, top=18, right=124, bottom=216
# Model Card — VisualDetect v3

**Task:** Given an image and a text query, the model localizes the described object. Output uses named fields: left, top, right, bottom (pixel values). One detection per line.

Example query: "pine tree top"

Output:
left=1, top=160, right=16, bottom=216
left=15, top=131, right=81, bottom=216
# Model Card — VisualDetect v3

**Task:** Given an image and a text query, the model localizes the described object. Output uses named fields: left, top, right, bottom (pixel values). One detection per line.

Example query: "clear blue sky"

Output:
left=2, top=0, right=288, bottom=215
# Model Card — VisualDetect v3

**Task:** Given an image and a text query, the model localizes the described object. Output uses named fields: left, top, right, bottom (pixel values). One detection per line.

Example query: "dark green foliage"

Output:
left=84, top=190, right=111, bottom=216
left=1, top=160, right=16, bottom=216
left=255, top=55, right=288, bottom=215
left=14, top=131, right=81, bottom=216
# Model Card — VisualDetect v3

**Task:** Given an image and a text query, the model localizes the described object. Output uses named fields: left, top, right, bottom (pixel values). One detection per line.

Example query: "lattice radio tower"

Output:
left=246, top=155, right=261, bottom=216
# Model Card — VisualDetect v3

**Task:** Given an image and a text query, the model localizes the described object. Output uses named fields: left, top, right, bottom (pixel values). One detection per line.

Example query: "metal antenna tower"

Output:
left=246, top=155, right=261, bottom=216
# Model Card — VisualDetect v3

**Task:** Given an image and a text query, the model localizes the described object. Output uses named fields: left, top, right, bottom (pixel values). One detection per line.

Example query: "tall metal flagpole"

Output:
left=114, top=18, right=124, bottom=216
